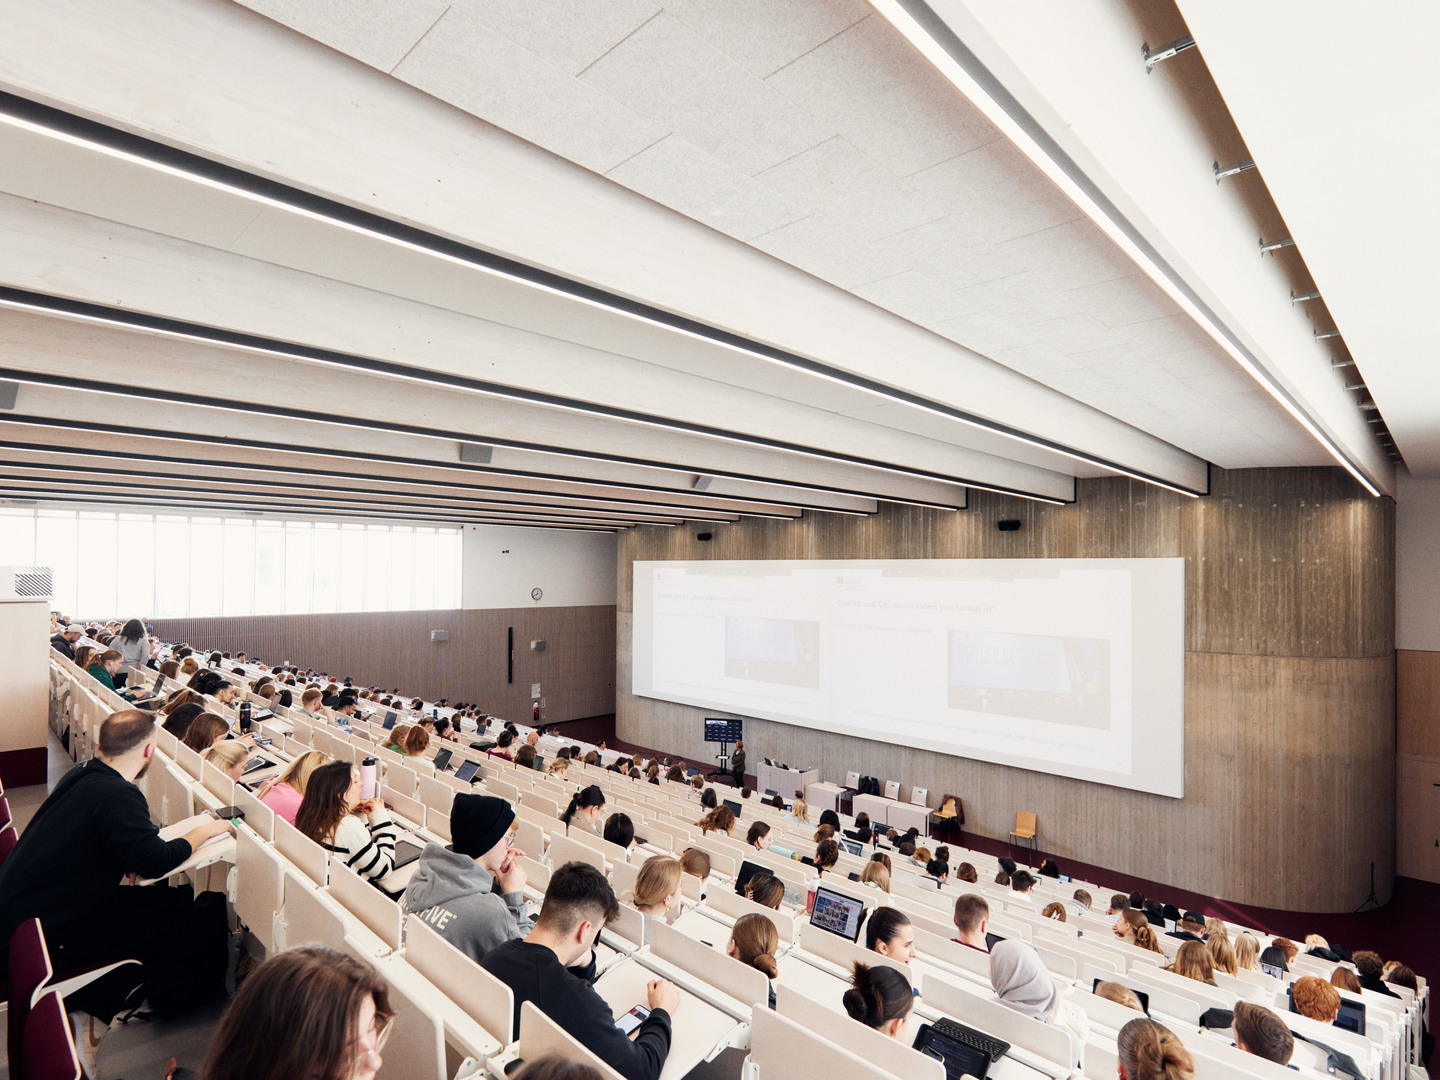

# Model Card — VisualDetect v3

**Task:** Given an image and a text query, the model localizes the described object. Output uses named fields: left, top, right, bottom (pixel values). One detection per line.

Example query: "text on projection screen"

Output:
left=632, top=559, right=1184, bottom=798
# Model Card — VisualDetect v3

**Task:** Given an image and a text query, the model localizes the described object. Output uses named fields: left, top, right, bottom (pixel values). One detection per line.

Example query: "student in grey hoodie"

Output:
left=400, top=793, right=531, bottom=962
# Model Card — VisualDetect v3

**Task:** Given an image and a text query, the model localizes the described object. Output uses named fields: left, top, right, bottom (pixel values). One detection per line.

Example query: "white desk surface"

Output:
left=132, top=812, right=236, bottom=885
left=805, top=782, right=846, bottom=814
left=593, top=956, right=745, bottom=1080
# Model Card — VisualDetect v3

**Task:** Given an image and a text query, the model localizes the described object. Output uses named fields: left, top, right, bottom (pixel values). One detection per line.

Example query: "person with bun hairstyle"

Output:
left=1117, top=1017, right=1194, bottom=1080
left=842, top=961, right=914, bottom=1040
left=561, top=785, right=607, bottom=834
left=865, top=907, right=916, bottom=964
left=727, top=912, right=780, bottom=1008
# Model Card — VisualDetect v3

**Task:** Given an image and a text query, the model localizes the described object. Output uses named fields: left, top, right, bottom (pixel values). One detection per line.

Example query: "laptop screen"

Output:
left=735, top=860, right=767, bottom=895
left=838, top=838, right=863, bottom=857
left=454, top=760, right=479, bottom=783
left=809, top=886, right=866, bottom=942
left=431, top=748, right=453, bottom=772
left=913, top=1023, right=993, bottom=1080
left=1287, top=985, right=1365, bottom=1035
left=723, top=799, right=742, bottom=818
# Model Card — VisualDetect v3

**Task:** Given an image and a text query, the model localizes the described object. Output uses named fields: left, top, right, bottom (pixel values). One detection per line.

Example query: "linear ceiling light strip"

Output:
left=0, top=457, right=727, bottom=522
left=0, top=479, right=649, bottom=527
left=867, top=0, right=1380, bottom=498
left=0, top=291, right=1043, bottom=504
left=0, top=425, right=813, bottom=517
left=0, top=93, right=1195, bottom=497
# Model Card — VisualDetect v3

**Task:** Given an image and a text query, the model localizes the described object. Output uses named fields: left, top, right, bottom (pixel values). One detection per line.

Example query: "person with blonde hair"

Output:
left=1117, top=1017, right=1194, bottom=1080
left=202, top=740, right=248, bottom=782
left=628, top=855, right=683, bottom=929
left=1114, top=908, right=1148, bottom=944
left=1207, top=932, right=1238, bottom=975
left=912, top=846, right=931, bottom=867
left=727, top=913, right=780, bottom=1008
left=1095, top=981, right=1143, bottom=1011
left=1235, top=931, right=1261, bottom=971
left=1205, top=918, right=1229, bottom=942
left=1133, top=924, right=1165, bottom=955
left=1165, top=940, right=1217, bottom=985
left=258, top=749, right=329, bottom=825
left=859, top=860, right=891, bottom=893
left=788, top=797, right=809, bottom=824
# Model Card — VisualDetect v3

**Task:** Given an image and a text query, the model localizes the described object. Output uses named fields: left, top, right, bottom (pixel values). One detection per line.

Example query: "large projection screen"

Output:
left=632, top=558, right=1185, bottom=798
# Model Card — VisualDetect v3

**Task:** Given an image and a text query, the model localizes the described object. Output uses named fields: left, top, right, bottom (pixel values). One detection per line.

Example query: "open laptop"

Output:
left=723, top=799, right=742, bottom=818
left=431, top=748, right=453, bottom=772
left=453, top=759, right=481, bottom=784
left=913, top=1018, right=1008, bottom=1080
left=734, top=859, right=768, bottom=896
left=838, top=838, right=863, bottom=857
left=1287, top=984, right=1365, bottom=1035
left=808, top=885, right=866, bottom=942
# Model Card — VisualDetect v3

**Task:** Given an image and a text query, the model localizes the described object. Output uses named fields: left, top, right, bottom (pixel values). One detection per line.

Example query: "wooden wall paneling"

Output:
left=153, top=606, right=615, bottom=724
left=617, top=467, right=1397, bottom=912
left=1397, top=650, right=1440, bottom=759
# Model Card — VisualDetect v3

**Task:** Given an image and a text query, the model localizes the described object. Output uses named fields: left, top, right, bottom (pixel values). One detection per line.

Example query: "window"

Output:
left=4, top=508, right=461, bottom=618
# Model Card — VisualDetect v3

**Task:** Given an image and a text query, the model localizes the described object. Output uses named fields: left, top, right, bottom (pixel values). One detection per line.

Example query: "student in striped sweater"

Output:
left=296, top=761, right=396, bottom=882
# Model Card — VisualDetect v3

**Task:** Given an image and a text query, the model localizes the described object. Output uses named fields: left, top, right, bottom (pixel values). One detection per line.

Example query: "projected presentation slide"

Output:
left=633, top=558, right=1184, bottom=798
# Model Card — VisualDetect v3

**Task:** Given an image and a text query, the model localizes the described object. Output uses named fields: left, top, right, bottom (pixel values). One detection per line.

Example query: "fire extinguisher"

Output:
left=533, top=700, right=540, bottom=722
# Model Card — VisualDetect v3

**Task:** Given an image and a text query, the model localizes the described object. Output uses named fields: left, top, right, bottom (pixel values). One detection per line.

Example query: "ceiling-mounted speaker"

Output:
left=0, top=381, right=18, bottom=410
left=693, top=474, right=713, bottom=491
left=997, top=519, right=1022, bottom=532
left=459, top=442, right=494, bottom=464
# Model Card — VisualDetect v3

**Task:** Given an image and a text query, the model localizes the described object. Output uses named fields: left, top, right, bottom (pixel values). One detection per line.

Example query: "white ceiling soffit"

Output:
left=1171, top=0, right=1439, bottom=476
left=890, top=0, right=1393, bottom=495
left=0, top=0, right=1207, bottom=498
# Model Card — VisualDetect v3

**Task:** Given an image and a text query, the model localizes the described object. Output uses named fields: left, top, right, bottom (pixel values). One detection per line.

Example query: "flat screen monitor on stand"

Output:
left=704, top=717, right=743, bottom=781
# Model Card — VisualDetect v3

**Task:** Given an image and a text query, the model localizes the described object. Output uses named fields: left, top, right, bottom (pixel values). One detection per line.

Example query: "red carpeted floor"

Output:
left=548, top=713, right=1438, bottom=999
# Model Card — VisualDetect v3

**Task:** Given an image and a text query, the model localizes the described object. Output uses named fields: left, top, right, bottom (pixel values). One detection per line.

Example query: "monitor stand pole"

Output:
left=707, top=740, right=732, bottom=781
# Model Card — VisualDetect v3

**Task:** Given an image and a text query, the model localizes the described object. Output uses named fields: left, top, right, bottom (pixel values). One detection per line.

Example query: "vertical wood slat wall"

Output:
left=617, top=467, right=1396, bottom=912
left=1396, top=650, right=1440, bottom=884
left=152, top=606, right=616, bottom=724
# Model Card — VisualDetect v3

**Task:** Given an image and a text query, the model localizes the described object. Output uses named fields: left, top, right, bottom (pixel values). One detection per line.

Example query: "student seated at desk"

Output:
left=0, top=710, right=233, bottom=1025
left=921, top=858, right=949, bottom=889
left=679, top=848, right=711, bottom=898
left=746, top=821, right=772, bottom=852
left=626, top=855, right=683, bottom=931
left=257, top=750, right=329, bottom=826
left=161, top=700, right=205, bottom=741
left=515, top=744, right=538, bottom=769
left=197, top=946, right=392, bottom=1080
left=401, top=794, right=531, bottom=962
left=953, top=893, right=990, bottom=951
left=728, top=913, right=780, bottom=1009
left=955, top=861, right=978, bottom=884
left=843, top=812, right=872, bottom=843
left=802, top=837, right=839, bottom=876
left=202, top=740, right=248, bottom=782
left=1096, top=982, right=1145, bottom=1011
left=990, top=940, right=1088, bottom=1068
left=1235, top=931, right=1262, bottom=971
left=296, top=761, right=396, bottom=883
left=1208, top=933, right=1239, bottom=976
left=1231, top=1001, right=1295, bottom=1066
left=488, top=729, right=517, bottom=759
left=1291, top=975, right=1343, bottom=1023
left=696, top=806, right=735, bottom=837
left=788, top=797, right=809, bottom=824
left=603, top=812, right=637, bottom=852
left=842, top=961, right=914, bottom=1042
left=385, top=724, right=429, bottom=758
left=297, top=687, right=331, bottom=722
left=743, top=874, right=784, bottom=910
left=480, top=862, right=679, bottom=1080
left=1165, top=940, right=1219, bottom=985
left=866, top=907, right=916, bottom=965
left=87, top=649, right=146, bottom=700
left=183, top=712, right=244, bottom=753
left=859, top=860, right=890, bottom=893
left=1117, top=1017, right=1194, bottom=1080
left=699, top=787, right=718, bottom=810
left=562, top=785, right=607, bottom=835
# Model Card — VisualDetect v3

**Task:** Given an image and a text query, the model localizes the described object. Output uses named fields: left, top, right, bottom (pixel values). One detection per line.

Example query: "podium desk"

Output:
left=755, top=764, right=818, bottom=800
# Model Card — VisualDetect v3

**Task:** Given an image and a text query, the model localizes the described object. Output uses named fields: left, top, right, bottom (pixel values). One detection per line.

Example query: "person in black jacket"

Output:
left=480, top=862, right=679, bottom=1080
left=50, top=625, right=83, bottom=659
left=1352, top=950, right=1400, bottom=998
left=0, top=711, right=232, bottom=1019
left=729, top=740, right=745, bottom=789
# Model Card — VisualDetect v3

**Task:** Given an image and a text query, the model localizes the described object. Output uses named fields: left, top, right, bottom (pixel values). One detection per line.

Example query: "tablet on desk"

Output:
left=383, top=711, right=398, bottom=730
left=454, top=759, right=480, bottom=784
left=809, top=885, right=866, bottom=942
left=241, top=755, right=274, bottom=776
left=391, top=838, right=425, bottom=871
left=431, top=748, right=453, bottom=772
left=912, top=1021, right=997, bottom=1080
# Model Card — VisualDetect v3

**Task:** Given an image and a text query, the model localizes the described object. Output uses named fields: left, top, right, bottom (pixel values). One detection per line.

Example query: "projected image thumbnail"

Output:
left=724, top=616, right=820, bottom=689
left=947, top=630, right=1110, bottom=728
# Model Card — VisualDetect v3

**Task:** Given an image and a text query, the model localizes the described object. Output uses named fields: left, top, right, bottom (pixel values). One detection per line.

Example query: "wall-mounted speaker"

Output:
left=459, top=442, right=493, bottom=464
left=530, top=640, right=546, bottom=651
left=696, top=532, right=713, bottom=542
left=0, top=381, right=18, bottom=411
left=997, top=519, right=1022, bottom=532
left=429, top=630, right=449, bottom=642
